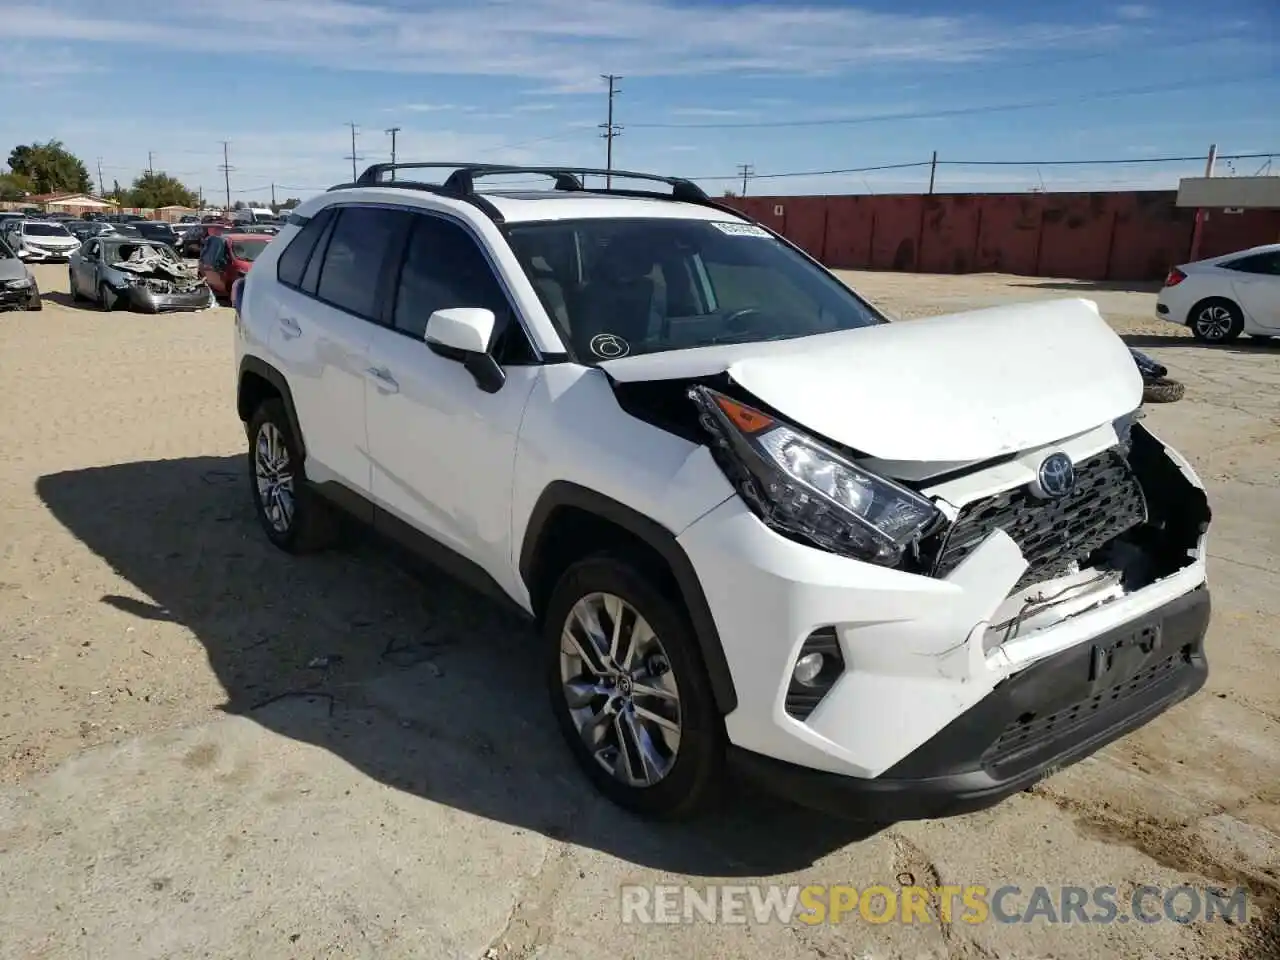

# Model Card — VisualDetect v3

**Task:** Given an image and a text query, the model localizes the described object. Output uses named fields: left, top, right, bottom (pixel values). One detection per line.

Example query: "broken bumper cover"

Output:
left=121, top=285, right=211, bottom=313
left=729, top=585, right=1209, bottom=820
left=0, top=285, right=37, bottom=310
left=676, top=423, right=1212, bottom=819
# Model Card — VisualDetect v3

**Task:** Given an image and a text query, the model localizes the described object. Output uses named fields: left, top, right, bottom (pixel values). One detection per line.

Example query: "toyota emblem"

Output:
left=1034, top=452, right=1076, bottom=499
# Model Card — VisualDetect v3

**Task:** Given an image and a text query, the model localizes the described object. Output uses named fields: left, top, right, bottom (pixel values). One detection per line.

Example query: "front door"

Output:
left=365, top=211, right=539, bottom=585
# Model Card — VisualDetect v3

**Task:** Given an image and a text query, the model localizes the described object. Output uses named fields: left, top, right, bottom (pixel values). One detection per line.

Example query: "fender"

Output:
left=237, top=355, right=307, bottom=457
left=520, top=481, right=738, bottom=715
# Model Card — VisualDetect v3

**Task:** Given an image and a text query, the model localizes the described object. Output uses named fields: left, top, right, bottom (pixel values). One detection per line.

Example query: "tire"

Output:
left=1189, top=298, right=1243, bottom=344
left=26, top=294, right=42, bottom=312
left=544, top=553, right=726, bottom=820
left=246, top=398, right=339, bottom=553
left=69, top=271, right=82, bottom=302
left=1142, top=376, right=1185, bottom=403
left=99, top=283, right=115, bottom=313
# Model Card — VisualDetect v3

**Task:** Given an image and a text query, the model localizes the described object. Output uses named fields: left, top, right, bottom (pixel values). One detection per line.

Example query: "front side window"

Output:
left=505, top=218, right=884, bottom=362
left=392, top=215, right=510, bottom=339
left=315, top=206, right=408, bottom=319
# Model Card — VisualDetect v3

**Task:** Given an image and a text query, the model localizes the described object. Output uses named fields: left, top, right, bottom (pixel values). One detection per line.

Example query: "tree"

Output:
left=0, top=171, right=33, bottom=201
left=6, top=140, right=93, bottom=194
left=722, top=188, right=739, bottom=198
left=232, top=200, right=246, bottom=210
left=125, top=171, right=198, bottom=209
left=105, top=179, right=125, bottom=205
left=279, top=197, right=302, bottom=210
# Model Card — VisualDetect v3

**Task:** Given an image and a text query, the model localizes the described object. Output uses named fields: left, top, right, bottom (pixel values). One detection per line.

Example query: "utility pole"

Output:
left=345, top=122, right=364, bottom=182
left=386, top=126, right=401, bottom=180
left=270, top=182, right=276, bottom=208
left=737, top=163, right=754, bottom=197
left=1188, top=143, right=1218, bottom=262
left=96, top=158, right=104, bottom=197
left=600, top=74, right=622, bottom=188
left=928, top=150, right=937, bottom=194
left=147, top=151, right=154, bottom=176
left=218, top=141, right=234, bottom=210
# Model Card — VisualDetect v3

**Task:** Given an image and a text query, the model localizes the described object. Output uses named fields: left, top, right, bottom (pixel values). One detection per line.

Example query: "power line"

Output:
left=689, top=151, right=1276, bottom=182
left=627, top=74, right=1275, bottom=130
left=736, top=163, right=754, bottom=196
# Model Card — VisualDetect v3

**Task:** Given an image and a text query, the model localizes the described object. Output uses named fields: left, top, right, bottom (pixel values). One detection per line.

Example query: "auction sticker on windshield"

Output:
left=712, top=222, right=772, bottom=238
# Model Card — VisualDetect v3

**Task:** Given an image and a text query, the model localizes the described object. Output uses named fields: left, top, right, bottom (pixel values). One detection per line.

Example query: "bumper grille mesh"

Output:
left=931, top=449, right=1147, bottom=592
left=983, top=649, right=1186, bottom=770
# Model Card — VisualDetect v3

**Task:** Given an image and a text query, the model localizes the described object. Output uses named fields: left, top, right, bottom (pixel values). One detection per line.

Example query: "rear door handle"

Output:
left=366, top=366, right=399, bottom=393
left=278, top=316, right=302, bottom=339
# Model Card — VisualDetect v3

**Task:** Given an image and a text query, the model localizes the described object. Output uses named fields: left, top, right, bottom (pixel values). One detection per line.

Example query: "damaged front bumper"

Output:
left=677, top=421, right=1212, bottom=820
left=114, top=282, right=212, bottom=313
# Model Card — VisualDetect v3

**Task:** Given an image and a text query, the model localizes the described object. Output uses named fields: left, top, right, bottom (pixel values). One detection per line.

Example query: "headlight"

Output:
left=689, top=386, right=942, bottom=566
left=5, top=277, right=34, bottom=289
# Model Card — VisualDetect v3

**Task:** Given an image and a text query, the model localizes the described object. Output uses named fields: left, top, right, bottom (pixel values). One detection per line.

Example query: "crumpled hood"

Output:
left=0, top=257, right=29, bottom=282
left=600, top=298, right=1142, bottom=462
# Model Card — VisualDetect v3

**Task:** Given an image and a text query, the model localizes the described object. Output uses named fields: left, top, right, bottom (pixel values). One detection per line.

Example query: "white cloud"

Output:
left=1115, top=4, right=1153, bottom=20
left=0, top=0, right=1133, bottom=91
left=670, top=107, right=756, bottom=118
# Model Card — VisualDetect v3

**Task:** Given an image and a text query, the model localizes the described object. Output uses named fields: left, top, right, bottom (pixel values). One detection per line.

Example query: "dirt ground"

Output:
left=0, top=264, right=1277, bottom=959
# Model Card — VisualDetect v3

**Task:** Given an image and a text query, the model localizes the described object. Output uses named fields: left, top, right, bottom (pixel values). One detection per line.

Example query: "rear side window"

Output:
left=1223, top=252, right=1280, bottom=276
left=276, top=208, right=334, bottom=288
left=315, top=206, right=408, bottom=319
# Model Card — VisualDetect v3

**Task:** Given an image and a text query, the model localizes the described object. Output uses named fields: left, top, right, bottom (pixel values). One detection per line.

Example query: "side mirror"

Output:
left=424, top=307, right=505, bottom=394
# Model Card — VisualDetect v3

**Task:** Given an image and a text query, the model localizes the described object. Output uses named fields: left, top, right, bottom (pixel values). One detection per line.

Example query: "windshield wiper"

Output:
left=704, top=331, right=798, bottom=346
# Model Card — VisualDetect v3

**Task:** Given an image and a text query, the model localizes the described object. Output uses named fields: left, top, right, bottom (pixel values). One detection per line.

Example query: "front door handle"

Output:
left=278, top=316, right=302, bottom=339
left=366, top=366, right=399, bottom=393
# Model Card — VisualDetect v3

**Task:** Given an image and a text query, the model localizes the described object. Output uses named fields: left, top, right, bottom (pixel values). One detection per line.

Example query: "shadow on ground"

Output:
left=1007, top=279, right=1163, bottom=294
left=40, top=292, right=90, bottom=310
left=37, top=456, right=880, bottom=876
left=1122, top=333, right=1278, bottom=354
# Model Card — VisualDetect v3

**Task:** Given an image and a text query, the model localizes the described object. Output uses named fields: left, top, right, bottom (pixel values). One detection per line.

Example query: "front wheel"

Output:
left=99, top=283, right=115, bottom=313
left=26, top=292, right=41, bottom=312
left=544, top=554, right=726, bottom=819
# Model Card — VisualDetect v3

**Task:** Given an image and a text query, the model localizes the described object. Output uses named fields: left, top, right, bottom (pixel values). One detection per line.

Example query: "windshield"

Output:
left=24, top=222, right=72, bottom=238
left=230, top=239, right=268, bottom=261
left=505, top=218, right=884, bottom=361
left=103, top=242, right=177, bottom=265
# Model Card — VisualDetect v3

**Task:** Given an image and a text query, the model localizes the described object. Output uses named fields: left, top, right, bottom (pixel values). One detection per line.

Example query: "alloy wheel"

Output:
left=255, top=422, right=295, bottom=534
left=1194, top=305, right=1234, bottom=341
left=559, top=592, right=682, bottom=787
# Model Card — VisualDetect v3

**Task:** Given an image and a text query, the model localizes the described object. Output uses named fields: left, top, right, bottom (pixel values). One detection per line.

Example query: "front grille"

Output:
left=982, top=648, right=1187, bottom=771
left=931, top=449, right=1147, bottom=592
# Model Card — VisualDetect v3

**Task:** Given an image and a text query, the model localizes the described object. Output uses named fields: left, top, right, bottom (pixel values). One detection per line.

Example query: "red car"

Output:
left=180, top=221, right=234, bottom=258
left=198, top=232, right=271, bottom=300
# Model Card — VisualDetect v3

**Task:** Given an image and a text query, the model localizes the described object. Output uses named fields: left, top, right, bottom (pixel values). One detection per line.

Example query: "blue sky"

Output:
left=0, top=0, right=1275, bottom=203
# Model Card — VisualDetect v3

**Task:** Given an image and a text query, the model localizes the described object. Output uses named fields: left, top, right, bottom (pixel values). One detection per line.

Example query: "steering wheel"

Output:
left=722, top=307, right=766, bottom=333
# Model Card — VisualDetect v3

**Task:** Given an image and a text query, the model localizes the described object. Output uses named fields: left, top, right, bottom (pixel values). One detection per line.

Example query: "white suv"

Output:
left=234, top=163, right=1213, bottom=821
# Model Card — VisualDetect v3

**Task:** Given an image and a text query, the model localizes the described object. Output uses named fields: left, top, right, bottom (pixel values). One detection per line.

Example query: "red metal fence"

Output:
left=723, top=191, right=1280, bottom=282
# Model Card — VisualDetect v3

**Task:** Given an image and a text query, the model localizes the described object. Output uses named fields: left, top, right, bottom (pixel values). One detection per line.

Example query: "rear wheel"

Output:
left=247, top=399, right=340, bottom=553
left=99, top=283, right=115, bottom=313
left=544, top=553, right=726, bottom=820
left=1189, top=299, right=1243, bottom=344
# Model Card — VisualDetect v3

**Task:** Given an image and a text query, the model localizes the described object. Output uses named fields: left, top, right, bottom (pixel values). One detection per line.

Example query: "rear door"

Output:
left=1223, top=251, right=1280, bottom=330
left=270, top=203, right=408, bottom=496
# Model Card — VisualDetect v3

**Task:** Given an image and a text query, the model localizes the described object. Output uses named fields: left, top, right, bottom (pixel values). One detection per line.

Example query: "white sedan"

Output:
left=1156, top=242, right=1280, bottom=344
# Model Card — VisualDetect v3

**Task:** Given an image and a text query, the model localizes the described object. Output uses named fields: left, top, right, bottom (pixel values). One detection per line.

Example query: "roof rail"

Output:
left=352, top=162, right=712, bottom=204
